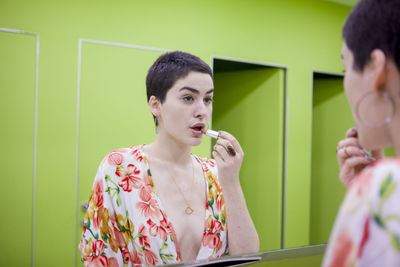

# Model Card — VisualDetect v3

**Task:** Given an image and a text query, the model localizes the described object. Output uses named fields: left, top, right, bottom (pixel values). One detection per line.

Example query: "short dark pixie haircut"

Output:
left=146, top=51, right=213, bottom=125
left=146, top=51, right=212, bottom=103
left=343, top=0, right=400, bottom=72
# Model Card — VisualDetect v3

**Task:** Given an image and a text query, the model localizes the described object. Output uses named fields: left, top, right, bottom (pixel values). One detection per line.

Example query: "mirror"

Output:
left=72, top=37, right=384, bottom=265
left=75, top=40, right=289, bottom=264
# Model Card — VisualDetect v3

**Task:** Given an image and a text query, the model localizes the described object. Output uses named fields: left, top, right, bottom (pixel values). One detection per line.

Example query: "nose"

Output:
left=194, top=100, right=208, bottom=119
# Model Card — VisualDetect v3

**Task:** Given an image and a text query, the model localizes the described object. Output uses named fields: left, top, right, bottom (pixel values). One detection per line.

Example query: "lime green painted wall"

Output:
left=310, top=76, right=352, bottom=244
left=0, top=0, right=351, bottom=266
left=0, top=31, right=36, bottom=267
left=213, top=67, right=285, bottom=251
left=308, top=76, right=397, bottom=245
left=76, top=43, right=167, bottom=263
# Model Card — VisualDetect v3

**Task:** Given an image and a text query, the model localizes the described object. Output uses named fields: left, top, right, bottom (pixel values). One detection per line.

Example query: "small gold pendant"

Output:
left=185, top=206, right=194, bottom=215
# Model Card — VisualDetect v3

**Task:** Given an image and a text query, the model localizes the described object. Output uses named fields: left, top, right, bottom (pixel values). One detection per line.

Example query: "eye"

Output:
left=182, top=95, right=194, bottom=103
left=204, top=96, right=213, bottom=105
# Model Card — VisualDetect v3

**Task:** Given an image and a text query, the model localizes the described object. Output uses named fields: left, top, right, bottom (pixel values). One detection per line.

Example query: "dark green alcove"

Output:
left=212, top=57, right=286, bottom=251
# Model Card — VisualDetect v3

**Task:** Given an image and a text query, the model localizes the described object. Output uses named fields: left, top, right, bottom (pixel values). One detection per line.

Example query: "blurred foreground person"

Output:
left=324, top=0, right=400, bottom=266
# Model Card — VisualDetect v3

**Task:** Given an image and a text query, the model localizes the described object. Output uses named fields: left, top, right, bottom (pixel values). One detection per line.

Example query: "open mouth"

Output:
left=190, top=123, right=205, bottom=134
left=192, top=126, right=203, bottom=131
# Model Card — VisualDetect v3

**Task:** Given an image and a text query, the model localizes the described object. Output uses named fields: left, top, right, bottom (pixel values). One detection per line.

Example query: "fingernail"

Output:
left=351, top=127, right=357, bottom=131
left=367, top=157, right=376, bottom=161
left=362, top=149, right=371, bottom=156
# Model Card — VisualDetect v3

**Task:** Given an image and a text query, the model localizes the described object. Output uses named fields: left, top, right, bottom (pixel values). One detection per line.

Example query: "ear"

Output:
left=148, top=95, right=161, bottom=117
left=370, top=49, right=388, bottom=92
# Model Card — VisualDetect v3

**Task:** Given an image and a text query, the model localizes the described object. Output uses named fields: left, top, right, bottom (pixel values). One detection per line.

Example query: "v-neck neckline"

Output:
left=139, top=144, right=210, bottom=262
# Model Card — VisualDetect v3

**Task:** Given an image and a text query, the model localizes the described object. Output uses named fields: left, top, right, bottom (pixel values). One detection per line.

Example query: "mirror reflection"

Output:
left=79, top=50, right=259, bottom=265
left=2, top=1, right=370, bottom=266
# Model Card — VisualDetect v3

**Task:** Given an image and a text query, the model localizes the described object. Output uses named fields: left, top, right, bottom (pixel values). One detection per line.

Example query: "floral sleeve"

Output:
left=323, top=159, right=400, bottom=267
left=79, top=157, right=124, bottom=267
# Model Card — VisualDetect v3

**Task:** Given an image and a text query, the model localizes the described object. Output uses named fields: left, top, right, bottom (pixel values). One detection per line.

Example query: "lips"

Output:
left=190, top=122, right=206, bottom=135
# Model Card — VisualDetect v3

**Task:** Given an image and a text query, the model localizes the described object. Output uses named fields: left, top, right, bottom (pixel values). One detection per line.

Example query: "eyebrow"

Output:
left=179, top=86, right=214, bottom=94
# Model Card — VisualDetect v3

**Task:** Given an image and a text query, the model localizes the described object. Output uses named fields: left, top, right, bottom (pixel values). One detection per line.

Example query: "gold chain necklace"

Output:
left=166, top=155, right=195, bottom=215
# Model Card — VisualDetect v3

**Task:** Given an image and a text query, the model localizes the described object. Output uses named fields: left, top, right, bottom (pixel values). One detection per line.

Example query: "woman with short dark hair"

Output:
left=79, top=51, right=259, bottom=266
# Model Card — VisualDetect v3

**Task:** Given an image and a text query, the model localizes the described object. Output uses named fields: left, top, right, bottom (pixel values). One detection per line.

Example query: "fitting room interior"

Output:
left=3, top=0, right=391, bottom=266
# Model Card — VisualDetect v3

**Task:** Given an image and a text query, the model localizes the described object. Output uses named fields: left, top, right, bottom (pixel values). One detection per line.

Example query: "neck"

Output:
left=146, top=129, right=193, bottom=166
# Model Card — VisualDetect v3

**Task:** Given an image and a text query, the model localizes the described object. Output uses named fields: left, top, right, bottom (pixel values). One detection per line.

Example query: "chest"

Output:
left=149, top=160, right=208, bottom=261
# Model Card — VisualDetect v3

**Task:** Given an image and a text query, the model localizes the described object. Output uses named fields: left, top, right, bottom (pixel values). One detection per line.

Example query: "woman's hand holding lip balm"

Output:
left=205, top=128, right=244, bottom=189
left=204, top=129, right=237, bottom=157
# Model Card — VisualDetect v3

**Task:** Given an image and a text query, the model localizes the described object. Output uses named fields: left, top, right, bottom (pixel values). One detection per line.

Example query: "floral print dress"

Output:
left=323, top=158, right=400, bottom=267
left=79, top=145, right=228, bottom=267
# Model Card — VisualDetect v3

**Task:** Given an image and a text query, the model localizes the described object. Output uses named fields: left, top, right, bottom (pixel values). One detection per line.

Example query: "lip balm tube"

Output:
left=205, top=129, right=220, bottom=139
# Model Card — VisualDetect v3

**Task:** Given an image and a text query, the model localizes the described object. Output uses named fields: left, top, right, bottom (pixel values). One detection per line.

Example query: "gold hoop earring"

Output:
left=355, top=92, right=394, bottom=128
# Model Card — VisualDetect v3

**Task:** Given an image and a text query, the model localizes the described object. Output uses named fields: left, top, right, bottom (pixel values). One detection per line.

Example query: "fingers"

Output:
left=336, top=127, right=365, bottom=166
left=217, top=131, right=244, bottom=155
left=337, top=137, right=362, bottom=150
left=338, top=127, right=359, bottom=150
left=345, top=127, right=358, bottom=138
left=344, top=156, right=375, bottom=169
left=213, top=143, right=229, bottom=162
left=340, top=156, right=375, bottom=187
left=211, top=130, right=244, bottom=164
left=337, top=127, right=378, bottom=188
left=214, top=139, right=235, bottom=159
left=337, top=146, right=369, bottom=160
left=337, top=146, right=371, bottom=167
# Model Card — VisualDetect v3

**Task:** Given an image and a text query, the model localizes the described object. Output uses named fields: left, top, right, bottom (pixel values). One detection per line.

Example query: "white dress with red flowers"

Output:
left=79, top=145, right=228, bottom=267
left=323, top=158, right=400, bottom=267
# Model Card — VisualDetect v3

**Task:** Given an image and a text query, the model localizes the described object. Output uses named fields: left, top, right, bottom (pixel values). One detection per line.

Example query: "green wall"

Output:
left=0, top=30, right=36, bottom=267
left=213, top=65, right=285, bottom=251
left=310, top=74, right=351, bottom=244
left=0, top=0, right=352, bottom=266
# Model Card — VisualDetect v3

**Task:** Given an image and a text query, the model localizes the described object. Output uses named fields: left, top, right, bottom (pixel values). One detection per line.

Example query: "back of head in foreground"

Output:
left=323, top=1, right=400, bottom=266
left=342, top=0, right=400, bottom=151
